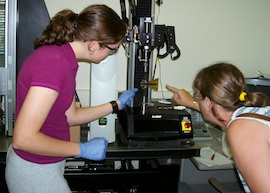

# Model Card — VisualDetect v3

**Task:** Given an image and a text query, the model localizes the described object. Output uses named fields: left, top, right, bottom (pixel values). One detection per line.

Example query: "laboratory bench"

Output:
left=64, top=124, right=201, bottom=193
left=0, top=126, right=200, bottom=193
left=0, top=124, right=243, bottom=193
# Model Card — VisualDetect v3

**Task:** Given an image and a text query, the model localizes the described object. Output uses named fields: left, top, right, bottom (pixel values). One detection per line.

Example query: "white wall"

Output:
left=44, top=0, right=270, bottom=107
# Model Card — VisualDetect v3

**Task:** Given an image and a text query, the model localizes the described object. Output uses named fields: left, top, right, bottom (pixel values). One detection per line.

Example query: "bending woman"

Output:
left=166, top=62, right=270, bottom=193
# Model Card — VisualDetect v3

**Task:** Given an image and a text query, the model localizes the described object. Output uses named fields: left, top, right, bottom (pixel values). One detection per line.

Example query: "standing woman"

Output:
left=166, top=62, right=270, bottom=193
left=6, top=4, right=137, bottom=193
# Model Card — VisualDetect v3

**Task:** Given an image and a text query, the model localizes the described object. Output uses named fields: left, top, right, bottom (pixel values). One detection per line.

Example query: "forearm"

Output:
left=67, top=101, right=118, bottom=126
left=13, top=131, right=80, bottom=157
left=67, top=88, right=138, bottom=126
left=171, top=92, right=201, bottom=112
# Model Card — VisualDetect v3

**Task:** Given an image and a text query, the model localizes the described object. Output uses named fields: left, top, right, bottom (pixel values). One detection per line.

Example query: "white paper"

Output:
left=193, top=147, right=233, bottom=167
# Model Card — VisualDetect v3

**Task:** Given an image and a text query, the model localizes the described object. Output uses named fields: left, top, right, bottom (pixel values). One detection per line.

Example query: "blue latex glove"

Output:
left=118, top=88, right=138, bottom=110
left=76, top=137, right=108, bottom=161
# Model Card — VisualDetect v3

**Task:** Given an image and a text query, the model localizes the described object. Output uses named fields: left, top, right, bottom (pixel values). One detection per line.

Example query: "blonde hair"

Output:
left=193, top=62, right=270, bottom=111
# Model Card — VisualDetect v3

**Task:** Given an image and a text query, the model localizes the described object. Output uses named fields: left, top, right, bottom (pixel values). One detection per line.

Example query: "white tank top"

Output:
left=227, top=106, right=270, bottom=127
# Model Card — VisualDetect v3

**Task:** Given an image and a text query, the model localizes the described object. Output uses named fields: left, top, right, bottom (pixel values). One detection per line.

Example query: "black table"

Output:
left=65, top=125, right=200, bottom=193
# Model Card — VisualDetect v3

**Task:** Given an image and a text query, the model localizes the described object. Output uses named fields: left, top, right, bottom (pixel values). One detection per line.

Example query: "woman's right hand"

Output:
left=76, top=137, right=108, bottom=161
left=165, top=84, right=195, bottom=109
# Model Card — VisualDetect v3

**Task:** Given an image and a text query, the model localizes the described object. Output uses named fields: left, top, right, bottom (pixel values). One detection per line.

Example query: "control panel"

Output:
left=186, top=108, right=213, bottom=141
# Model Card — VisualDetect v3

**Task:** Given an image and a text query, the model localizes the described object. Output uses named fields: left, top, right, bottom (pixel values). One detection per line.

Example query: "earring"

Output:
left=90, top=51, right=94, bottom=55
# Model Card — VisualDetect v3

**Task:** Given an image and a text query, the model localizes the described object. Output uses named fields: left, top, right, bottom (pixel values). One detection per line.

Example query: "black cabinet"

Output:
left=0, top=154, right=8, bottom=193
left=64, top=159, right=180, bottom=193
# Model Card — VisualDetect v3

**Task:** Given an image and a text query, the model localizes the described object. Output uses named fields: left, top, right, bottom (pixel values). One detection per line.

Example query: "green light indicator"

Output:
left=99, top=117, right=107, bottom=125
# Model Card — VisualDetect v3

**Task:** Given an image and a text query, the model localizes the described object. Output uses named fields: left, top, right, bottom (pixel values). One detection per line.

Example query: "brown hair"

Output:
left=193, top=62, right=270, bottom=111
left=34, top=4, right=127, bottom=48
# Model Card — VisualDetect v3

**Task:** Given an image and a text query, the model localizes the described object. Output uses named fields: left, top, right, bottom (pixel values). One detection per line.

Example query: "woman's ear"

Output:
left=205, top=97, right=222, bottom=120
left=88, top=40, right=100, bottom=52
left=204, top=96, right=213, bottom=112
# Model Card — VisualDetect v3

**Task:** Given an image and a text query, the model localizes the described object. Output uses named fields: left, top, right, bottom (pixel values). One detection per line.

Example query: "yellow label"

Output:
left=181, top=121, right=192, bottom=131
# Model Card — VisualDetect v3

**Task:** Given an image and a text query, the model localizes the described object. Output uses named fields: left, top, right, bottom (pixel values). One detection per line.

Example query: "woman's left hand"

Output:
left=118, top=88, right=138, bottom=110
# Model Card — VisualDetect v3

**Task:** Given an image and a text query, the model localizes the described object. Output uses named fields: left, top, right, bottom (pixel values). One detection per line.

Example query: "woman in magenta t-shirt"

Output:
left=5, top=4, right=137, bottom=193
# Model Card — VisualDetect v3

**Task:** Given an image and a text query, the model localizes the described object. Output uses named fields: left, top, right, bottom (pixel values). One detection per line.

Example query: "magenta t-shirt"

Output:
left=14, top=43, right=78, bottom=164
